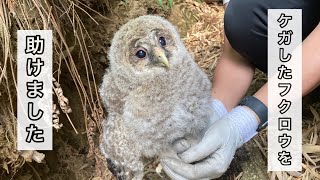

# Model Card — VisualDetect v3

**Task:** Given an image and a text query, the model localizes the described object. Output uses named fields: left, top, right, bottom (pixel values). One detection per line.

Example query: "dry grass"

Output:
left=0, top=0, right=107, bottom=178
left=0, top=0, right=168, bottom=179
left=253, top=104, right=320, bottom=180
left=181, top=0, right=224, bottom=78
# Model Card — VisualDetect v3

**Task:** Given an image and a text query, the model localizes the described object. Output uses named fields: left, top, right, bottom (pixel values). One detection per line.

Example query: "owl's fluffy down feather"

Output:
left=100, top=15, right=213, bottom=180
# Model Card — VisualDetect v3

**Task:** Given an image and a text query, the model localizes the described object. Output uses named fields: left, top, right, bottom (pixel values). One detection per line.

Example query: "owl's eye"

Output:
left=159, top=37, right=166, bottom=46
left=136, top=50, right=147, bottom=59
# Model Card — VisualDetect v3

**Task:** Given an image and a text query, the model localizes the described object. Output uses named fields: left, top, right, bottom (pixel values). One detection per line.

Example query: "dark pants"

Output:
left=224, top=0, right=320, bottom=73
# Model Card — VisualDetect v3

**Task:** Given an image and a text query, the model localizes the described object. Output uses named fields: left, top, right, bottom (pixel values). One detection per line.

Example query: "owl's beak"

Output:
left=153, top=47, right=169, bottom=68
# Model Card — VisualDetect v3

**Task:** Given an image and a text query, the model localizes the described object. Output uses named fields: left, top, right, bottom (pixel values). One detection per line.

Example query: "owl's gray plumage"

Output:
left=100, top=15, right=213, bottom=180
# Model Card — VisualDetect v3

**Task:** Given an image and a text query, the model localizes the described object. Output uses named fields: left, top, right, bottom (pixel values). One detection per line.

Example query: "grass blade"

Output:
left=168, top=0, right=173, bottom=8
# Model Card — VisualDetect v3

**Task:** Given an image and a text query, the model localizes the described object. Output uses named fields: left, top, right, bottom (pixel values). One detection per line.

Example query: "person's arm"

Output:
left=301, top=23, right=320, bottom=95
left=212, top=37, right=255, bottom=111
left=254, top=23, right=320, bottom=110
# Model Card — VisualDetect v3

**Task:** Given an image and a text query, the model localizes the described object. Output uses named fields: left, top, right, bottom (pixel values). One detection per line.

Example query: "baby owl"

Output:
left=100, top=15, right=213, bottom=180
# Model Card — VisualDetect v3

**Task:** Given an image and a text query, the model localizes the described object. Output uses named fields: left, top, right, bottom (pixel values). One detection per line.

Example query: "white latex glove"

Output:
left=161, top=106, right=259, bottom=180
left=203, top=0, right=230, bottom=5
left=223, top=0, right=230, bottom=5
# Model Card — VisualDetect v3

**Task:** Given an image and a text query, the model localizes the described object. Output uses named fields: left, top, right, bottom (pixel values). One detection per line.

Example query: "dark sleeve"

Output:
left=224, top=0, right=320, bottom=73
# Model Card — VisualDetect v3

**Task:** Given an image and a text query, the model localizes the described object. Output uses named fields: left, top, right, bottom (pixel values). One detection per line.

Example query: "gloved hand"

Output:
left=207, top=99, right=229, bottom=126
left=161, top=105, right=259, bottom=180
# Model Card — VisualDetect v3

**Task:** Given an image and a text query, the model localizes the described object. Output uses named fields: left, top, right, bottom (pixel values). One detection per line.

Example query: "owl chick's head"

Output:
left=109, top=15, right=186, bottom=76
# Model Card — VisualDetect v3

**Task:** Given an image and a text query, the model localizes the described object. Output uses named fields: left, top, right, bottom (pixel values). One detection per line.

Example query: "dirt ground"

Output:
left=1, top=0, right=320, bottom=180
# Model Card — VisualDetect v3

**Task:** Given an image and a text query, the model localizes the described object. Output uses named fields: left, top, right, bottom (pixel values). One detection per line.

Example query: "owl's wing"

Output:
left=100, top=71, right=127, bottom=115
left=100, top=113, right=144, bottom=180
